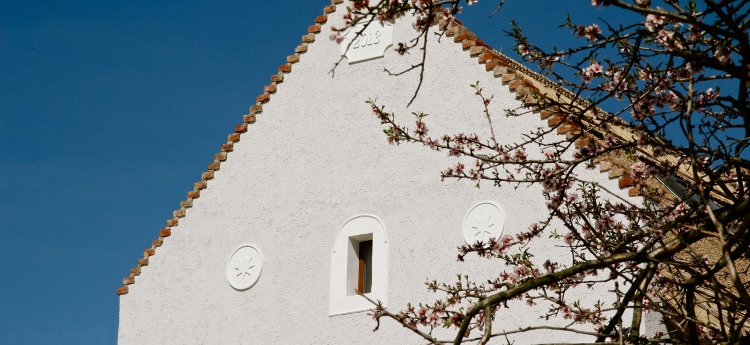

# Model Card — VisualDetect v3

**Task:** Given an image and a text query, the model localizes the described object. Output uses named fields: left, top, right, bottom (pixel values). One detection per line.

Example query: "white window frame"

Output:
left=329, top=214, right=388, bottom=316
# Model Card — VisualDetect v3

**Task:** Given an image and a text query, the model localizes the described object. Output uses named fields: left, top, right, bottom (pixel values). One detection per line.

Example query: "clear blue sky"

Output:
left=0, top=1, right=613, bottom=344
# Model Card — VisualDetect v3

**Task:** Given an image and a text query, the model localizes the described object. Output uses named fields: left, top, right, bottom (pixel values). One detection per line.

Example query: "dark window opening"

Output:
left=357, top=240, right=373, bottom=294
left=657, top=175, right=719, bottom=209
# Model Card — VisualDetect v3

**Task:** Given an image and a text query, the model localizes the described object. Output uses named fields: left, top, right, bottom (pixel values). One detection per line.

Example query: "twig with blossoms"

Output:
left=336, top=0, right=750, bottom=343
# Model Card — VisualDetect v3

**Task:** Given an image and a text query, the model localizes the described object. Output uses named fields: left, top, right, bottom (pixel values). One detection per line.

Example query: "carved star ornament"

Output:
left=462, top=201, right=506, bottom=244
left=226, top=244, right=263, bottom=290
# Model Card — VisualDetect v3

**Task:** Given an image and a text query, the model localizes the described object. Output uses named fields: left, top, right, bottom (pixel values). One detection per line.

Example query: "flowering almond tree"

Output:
left=335, top=1, right=750, bottom=344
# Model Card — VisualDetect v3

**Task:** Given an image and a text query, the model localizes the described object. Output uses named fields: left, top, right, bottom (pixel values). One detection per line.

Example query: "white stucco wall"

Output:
left=118, top=6, right=651, bottom=344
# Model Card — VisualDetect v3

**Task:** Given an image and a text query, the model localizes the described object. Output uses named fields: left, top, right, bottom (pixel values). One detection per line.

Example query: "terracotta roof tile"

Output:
left=287, top=54, right=301, bottom=63
left=478, top=52, right=494, bottom=63
left=501, top=73, right=516, bottom=83
left=461, top=39, right=476, bottom=50
left=295, top=44, right=309, bottom=54
left=270, top=74, right=283, bottom=83
left=308, top=25, right=322, bottom=34
left=256, top=93, right=270, bottom=103
left=136, top=258, right=149, bottom=268
left=249, top=105, right=263, bottom=114
left=485, top=59, right=501, bottom=70
left=539, top=110, right=555, bottom=119
left=469, top=46, right=485, bottom=56
left=221, top=143, right=234, bottom=152
left=173, top=209, right=185, bottom=218
left=263, top=84, right=277, bottom=93
left=628, top=187, right=641, bottom=197
left=301, top=33, right=315, bottom=43
left=618, top=176, right=635, bottom=189
left=454, top=32, right=468, bottom=42
left=508, top=79, right=524, bottom=91
left=609, top=168, right=625, bottom=179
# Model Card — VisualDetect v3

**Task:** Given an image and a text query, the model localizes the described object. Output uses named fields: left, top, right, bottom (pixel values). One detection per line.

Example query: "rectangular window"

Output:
left=330, top=215, right=388, bottom=315
left=357, top=240, right=373, bottom=294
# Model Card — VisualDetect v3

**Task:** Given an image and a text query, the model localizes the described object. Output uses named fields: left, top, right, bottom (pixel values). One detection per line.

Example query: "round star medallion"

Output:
left=462, top=201, right=506, bottom=244
left=226, top=244, right=263, bottom=290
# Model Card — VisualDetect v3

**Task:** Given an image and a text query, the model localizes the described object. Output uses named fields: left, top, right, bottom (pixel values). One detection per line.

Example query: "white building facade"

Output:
left=117, top=2, right=659, bottom=343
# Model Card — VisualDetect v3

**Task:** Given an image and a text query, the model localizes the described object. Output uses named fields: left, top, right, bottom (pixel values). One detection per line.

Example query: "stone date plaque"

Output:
left=341, top=22, right=393, bottom=63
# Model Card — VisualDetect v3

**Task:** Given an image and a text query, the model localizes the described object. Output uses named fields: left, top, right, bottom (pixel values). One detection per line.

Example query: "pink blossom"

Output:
left=666, top=91, right=681, bottom=111
left=683, top=62, right=704, bottom=77
left=329, top=30, right=344, bottom=43
left=714, top=46, right=732, bottom=63
left=584, top=24, right=601, bottom=41
left=564, top=232, right=575, bottom=245
left=644, top=13, right=664, bottom=32
left=639, top=69, right=652, bottom=80
left=582, top=61, right=603, bottom=83
left=655, top=29, right=674, bottom=47
left=518, top=44, right=530, bottom=56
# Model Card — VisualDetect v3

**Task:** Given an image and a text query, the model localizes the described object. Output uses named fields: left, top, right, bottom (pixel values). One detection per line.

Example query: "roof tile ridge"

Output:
left=443, top=20, right=638, bottom=133
left=116, top=0, right=345, bottom=296
left=441, top=20, right=716, bottom=199
left=440, top=18, right=671, bottom=205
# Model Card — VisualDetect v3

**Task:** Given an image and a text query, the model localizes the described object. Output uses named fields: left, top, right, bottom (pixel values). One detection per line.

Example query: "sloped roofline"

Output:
left=440, top=19, right=733, bottom=204
left=116, top=0, right=345, bottom=295
left=116, top=1, right=662, bottom=295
